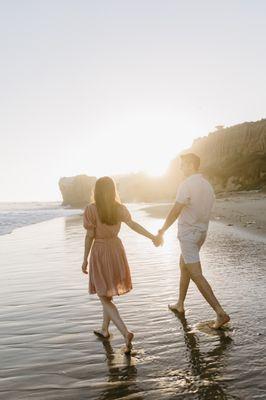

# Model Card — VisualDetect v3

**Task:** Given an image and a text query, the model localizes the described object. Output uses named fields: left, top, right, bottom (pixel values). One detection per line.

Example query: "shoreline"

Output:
left=141, top=190, right=266, bottom=237
left=1, top=191, right=265, bottom=237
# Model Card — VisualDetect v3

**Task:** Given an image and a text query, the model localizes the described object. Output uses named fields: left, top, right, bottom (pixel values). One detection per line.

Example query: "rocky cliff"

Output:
left=186, top=119, right=266, bottom=192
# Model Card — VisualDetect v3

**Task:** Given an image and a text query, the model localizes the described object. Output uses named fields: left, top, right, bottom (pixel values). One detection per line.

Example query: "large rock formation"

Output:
left=186, top=119, right=266, bottom=192
left=58, top=175, right=96, bottom=207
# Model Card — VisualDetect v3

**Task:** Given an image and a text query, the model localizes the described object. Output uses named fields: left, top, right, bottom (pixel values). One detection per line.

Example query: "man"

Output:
left=154, top=153, right=230, bottom=329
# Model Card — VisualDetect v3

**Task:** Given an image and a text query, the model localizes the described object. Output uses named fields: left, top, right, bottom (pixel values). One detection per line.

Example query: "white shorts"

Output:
left=178, top=228, right=207, bottom=264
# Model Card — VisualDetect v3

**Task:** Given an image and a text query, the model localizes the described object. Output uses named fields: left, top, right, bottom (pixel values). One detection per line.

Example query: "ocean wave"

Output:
left=0, top=202, right=82, bottom=236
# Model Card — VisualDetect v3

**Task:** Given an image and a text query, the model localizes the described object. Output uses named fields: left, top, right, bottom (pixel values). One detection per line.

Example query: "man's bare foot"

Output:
left=93, top=329, right=110, bottom=339
left=124, top=331, right=134, bottom=354
left=168, top=303, right=185, bottom=314
left=210, top=313, right=230, bottom=329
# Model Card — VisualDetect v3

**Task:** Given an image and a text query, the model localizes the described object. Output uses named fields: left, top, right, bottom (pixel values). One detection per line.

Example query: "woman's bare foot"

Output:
left=93, top=329, right=110, bottom=339
left=210, top=313, right=230, bottom=329
left=124, top=331, right=134, bottom=354
left=168, top=303, right=185, bottom=314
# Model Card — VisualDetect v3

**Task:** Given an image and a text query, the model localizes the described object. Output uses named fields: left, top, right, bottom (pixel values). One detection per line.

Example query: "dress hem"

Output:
left=88, top=287, right=133, bottom=297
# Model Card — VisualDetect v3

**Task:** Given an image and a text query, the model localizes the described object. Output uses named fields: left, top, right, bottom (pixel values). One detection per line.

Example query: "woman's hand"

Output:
left=82, top=260, right=88, bottom=274
left=152, top=233, right=164, bottom=247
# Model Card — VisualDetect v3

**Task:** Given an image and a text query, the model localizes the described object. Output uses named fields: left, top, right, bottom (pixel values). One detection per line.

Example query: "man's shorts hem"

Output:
left=178, top=228, right=207, bottom=265
left=181, top=253, right=201, bottom=264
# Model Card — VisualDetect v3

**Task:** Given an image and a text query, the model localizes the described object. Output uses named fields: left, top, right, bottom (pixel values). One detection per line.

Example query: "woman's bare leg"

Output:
left=102, top=307, right=111, bottom=332
left=94, top=296, right=112, bottom=338
left=99, top=295, right=134, bottom=352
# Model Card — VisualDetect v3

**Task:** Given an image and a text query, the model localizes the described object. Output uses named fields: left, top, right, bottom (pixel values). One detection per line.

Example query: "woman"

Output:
left=81, top=176, right=157, bottom=353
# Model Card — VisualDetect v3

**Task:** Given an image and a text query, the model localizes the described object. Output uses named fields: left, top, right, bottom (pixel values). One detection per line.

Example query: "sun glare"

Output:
left=143, top=161, right=169, bottom=177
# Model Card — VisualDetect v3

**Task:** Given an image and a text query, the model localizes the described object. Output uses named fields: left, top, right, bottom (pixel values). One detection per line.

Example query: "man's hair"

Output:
left=180, top=153, right=200, bottom=170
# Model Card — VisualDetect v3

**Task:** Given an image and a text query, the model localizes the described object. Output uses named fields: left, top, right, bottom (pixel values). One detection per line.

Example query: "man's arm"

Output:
left=158, top=202, right=184, bottom=235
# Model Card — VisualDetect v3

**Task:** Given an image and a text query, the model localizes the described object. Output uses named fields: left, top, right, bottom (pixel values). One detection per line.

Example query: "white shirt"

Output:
left=175, top=173, right=215, bottom=233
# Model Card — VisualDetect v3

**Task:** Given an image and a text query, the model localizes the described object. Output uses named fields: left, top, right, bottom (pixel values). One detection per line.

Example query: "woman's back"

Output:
left=83, top=203, right=131, bottom=239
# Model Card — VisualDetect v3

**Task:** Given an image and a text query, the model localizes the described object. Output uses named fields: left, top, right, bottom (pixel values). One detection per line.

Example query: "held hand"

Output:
left=152, top=233, right=164, bottom=247
left=82, top=260, right=88, bottom=274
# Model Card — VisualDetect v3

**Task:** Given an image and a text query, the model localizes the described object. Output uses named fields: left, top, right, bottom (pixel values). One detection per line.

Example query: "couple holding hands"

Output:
left=82, top=153, right=230, bottom=354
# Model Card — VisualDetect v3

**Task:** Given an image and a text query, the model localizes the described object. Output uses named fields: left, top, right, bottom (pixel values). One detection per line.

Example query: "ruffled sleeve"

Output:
left=120, top=204, right=132, bottom=223
left=83, top=204, right=96, bottom=238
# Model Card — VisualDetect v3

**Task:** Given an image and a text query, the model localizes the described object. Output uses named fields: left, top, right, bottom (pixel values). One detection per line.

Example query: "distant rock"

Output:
left=58, top=175, right=96, bottom=208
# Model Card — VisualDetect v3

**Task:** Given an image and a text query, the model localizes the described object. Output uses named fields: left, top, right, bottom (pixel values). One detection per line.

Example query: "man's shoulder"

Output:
left=187, top=174, right=215, bottom=195
left=202, top=176, right=214, bottom=191
left=181, top=174, right=201, bottom=188
left=195, top=174, right=213, bottom=188
left=200, top=175, right=212, bottom=185
left=179, top=175, right=193, bottom=187
left=177, top=174, right=200, bottom=192
left=178, top=174, right=214, bottom=192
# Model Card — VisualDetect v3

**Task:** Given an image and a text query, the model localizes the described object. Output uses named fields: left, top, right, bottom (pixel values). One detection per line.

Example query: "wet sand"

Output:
left=143, top=190, right=266, bottom=236
left=0, top=204, right=266, bottom=399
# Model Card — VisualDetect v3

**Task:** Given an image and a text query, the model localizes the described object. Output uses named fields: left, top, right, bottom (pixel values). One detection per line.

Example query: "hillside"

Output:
left=186, top=119, right=266, bottom=192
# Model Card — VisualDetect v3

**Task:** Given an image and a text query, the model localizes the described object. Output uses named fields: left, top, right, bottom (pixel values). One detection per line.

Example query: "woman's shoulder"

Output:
left=117, top=203, right=127, bottom=213
left=84, top=202, right=97, bottom=215
left=85, top=202, right=96, bottom=209
left=118, top=203, right=132, bottom=222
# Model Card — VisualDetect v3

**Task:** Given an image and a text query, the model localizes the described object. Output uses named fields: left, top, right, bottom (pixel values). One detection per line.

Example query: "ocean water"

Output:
left=0, top=202, right=81, bottom=236
left=0, top=204, right=265, bottom=399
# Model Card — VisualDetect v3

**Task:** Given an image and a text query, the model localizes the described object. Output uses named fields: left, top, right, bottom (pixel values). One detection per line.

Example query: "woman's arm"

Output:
left=82, top=233, right=94, bottom=274
left=125, top=220, right=155, bottom=241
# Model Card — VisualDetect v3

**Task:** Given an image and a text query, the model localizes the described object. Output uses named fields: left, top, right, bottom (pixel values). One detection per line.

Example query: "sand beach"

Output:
left=143, top=190, right=266, bottom=236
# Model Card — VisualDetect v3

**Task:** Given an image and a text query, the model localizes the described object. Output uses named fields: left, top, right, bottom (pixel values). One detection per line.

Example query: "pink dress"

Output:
left=83, top=203, right=133, bottom=297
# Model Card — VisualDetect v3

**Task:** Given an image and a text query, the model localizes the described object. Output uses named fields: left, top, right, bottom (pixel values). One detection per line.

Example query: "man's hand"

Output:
left=152, top=233, right=164, bottom=247
left=82, top=260, right=88, bottom=274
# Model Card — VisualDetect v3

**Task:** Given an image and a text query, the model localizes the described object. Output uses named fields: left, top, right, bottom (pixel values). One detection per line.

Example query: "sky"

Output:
left=0, top=0, right=265, bottom=201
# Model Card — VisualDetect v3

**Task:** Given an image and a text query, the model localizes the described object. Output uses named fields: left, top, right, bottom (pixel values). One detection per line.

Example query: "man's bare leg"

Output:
left=186, top=262, right=230, bottom=329
left=169, top=255, right=190, bottom=313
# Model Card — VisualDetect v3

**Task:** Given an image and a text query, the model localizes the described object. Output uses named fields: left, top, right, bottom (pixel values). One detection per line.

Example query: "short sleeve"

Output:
left=120, top=204, right=132, bottom=223
left=175, top=182, right=190, bottom=205
left=83, top=205, right=96, bottom=238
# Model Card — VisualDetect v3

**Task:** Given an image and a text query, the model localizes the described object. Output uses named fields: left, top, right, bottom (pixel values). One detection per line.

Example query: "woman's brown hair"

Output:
left=92, top=176, right=121, bottom=225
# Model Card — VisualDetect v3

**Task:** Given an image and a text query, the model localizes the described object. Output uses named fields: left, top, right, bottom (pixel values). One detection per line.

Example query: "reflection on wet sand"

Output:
left=174, top=312, right=234, bottom=399
left=97, top=338, right=142, bottom=400
left=96, top=311, right=235, bottom=400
